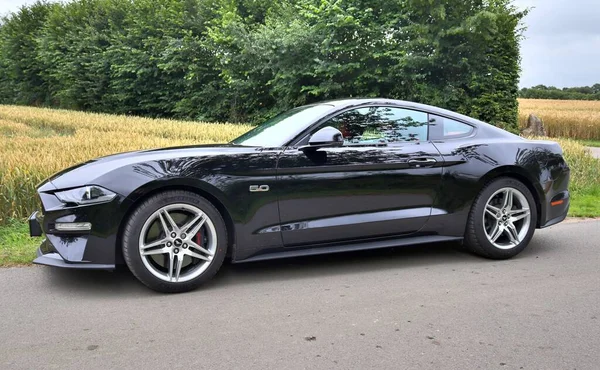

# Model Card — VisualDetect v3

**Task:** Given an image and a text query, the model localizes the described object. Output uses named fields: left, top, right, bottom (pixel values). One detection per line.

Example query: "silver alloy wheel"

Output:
left=482, top=187, right=531, bottom=250
left=139, top=203, right=217, bottom=283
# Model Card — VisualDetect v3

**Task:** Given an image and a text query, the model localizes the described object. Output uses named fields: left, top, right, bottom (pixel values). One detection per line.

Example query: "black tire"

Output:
left=464, top=177, right=537, bottom=259
left=122, top=190, right=228, bottom=293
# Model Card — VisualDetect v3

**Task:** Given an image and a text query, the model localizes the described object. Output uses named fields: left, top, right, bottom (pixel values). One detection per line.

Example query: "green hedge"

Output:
left=0, top=0, right=525, bottom=130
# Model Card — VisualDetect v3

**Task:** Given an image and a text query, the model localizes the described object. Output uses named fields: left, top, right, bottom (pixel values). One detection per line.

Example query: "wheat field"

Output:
left=1, top=102, right=599, bottom=223
left=518, top=99, right=600, bottom=140
left=0, top=105, right=251, bottom=223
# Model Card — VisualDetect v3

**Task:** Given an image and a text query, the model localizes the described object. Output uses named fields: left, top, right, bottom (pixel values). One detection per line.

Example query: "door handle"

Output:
left=408, top=158, right=437, bottom=168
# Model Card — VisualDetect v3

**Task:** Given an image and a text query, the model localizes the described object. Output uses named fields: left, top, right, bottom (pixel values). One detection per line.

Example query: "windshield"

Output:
left=232, top=104, right=334, bottom=147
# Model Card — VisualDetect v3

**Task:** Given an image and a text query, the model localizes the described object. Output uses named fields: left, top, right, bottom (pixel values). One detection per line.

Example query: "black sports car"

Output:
left=29, top=99, right=570, bottom=293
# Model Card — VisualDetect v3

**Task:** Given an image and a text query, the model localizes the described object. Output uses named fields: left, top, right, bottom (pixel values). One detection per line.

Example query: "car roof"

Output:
left=314, top=98, right=518, bottom=139
left=317, top=98, right=476, bottom=122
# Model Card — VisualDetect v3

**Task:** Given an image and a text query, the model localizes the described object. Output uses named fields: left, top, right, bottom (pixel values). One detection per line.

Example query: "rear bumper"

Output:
left=539, top=190, right=570, bottom=228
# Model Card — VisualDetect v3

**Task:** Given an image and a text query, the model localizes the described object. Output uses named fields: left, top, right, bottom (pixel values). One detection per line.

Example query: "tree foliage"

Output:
left=0, top=0, right=526, bottom=130
left=519, top=84, right=600, bottom=101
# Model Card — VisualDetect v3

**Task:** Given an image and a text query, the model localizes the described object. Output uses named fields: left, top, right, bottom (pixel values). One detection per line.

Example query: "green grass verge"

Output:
left=0, top=219, right=42, bottom=266
left=1, top=186, right=598, bottom=267
left=569, top=187, right=600, bottom=217
left=577, top=139, right=600, bottom=147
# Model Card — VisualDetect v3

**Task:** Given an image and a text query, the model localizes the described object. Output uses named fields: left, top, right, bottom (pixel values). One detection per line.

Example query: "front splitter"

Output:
left=33, top=248, right=115, bottom=270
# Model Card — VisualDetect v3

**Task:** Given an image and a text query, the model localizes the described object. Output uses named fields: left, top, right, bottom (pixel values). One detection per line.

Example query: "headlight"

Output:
left=54, top=186, right=116, bottom=205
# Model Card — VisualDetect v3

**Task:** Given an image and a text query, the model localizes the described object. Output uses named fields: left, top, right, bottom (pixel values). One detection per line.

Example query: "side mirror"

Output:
left=299, top=126, right=344, bottom=151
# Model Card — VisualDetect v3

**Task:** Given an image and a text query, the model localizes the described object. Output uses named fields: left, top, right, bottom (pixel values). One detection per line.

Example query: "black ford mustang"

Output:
left=29, top=99, right=570, bottom=293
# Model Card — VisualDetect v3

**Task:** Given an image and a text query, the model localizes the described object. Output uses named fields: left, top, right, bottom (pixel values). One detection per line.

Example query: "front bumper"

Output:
left=29, top=211, right=43, bottom=237
left=28, top=192, right=123, bottom=270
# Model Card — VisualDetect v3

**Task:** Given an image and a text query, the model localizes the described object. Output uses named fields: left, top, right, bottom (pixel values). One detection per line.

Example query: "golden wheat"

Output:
left=519, top=99, right=600, bottom=140
left=0, top=105, right=251, bottom=222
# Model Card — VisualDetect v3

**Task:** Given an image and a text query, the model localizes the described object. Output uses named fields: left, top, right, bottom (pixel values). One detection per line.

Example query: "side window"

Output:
left=443, top=118, right=474, bottom=138
left=324, top=106, right=429, bottom=145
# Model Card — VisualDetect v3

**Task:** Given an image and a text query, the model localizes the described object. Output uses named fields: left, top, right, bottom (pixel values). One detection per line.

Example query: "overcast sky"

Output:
left=1, top=0, right=599, bottom=88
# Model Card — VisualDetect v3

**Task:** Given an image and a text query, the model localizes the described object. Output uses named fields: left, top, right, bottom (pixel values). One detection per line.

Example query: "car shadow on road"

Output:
left=40, top=237, right=553, bottom=296
left=213, top=242, right=471, bottom=286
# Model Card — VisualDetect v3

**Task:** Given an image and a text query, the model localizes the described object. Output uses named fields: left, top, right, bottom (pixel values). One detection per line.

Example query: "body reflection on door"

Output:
left=276, top=143, right=443, bottom=247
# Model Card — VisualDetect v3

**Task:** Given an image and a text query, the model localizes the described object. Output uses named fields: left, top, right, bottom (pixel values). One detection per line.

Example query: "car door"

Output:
left=275, top=105, right=444, bottom=247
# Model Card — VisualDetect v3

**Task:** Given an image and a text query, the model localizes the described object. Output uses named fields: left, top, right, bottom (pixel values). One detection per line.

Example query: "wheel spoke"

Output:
left=167, top=252, right=175, bottom=281
left=489, top=223, right=503, bottom=242
left=157, top=212, right=170, bottom=235
left=185, top=249, right=211, bottom=262
left=504, top=222, right=520, bottom=245
left=509, top=208, right=530, bottom=222
left=141, top=238, right=168, bottom=251
left=142, top=246, right=170, bottom=256
left=485, top=204, right=500, bottom=218
left=160, top=209, right=179, bottom=233
left=175, top=255, right=183, bottom=282
left=502, top=189, right=514, bottom=209
left=181, top=213, right=206, bottom=236
left=187, top=240, right=214, bottom=258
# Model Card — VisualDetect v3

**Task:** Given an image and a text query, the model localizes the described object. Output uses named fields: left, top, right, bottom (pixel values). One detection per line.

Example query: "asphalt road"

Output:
left=1, top=220, right=599, bottom=370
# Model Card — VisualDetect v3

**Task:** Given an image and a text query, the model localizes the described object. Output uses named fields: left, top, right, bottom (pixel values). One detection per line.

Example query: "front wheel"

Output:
left=464, top=177, right=537, bottom=259
left=122, top=190, right=228, bottom=293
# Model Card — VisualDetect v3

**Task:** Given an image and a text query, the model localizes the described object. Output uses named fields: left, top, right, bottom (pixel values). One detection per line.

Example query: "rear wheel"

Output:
left=464, top=177, right=537, bottom=259
left=122, top=190, right=227, bottom=293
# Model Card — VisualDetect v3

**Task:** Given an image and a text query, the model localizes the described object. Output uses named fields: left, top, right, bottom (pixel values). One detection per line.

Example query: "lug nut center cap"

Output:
left=174, top=239, right=183, bottom=247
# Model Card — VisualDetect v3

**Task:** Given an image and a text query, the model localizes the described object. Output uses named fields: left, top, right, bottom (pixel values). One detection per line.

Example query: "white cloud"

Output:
left=514, top=0, right=600, bottom=87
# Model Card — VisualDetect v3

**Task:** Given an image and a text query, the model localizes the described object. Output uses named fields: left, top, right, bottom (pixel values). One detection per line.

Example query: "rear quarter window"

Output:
left=442, top=118, right=474, bottom=138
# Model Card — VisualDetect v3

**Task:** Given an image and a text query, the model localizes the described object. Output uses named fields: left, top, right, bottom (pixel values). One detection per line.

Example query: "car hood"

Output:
left=40, top=144, right=262, bottom=192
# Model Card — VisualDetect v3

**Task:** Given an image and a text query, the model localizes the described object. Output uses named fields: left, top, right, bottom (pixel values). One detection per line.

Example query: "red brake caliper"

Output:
left=195, top=229, right=202, bottom=247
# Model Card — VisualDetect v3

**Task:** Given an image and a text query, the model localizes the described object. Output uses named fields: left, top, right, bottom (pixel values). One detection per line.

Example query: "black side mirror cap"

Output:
left=299, top=126, right=344, bottom=151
